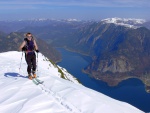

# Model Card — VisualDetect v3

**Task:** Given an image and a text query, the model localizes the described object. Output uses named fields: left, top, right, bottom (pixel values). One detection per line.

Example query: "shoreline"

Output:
left=83, top=69, right=150, bottom=93
left=55, top=47, right=92, bottom=57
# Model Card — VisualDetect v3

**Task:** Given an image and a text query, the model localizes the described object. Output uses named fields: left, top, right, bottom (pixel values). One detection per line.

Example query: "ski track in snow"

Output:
left=38, top=83, right=82, bottom=113
left=0, top=51, right=144, bottom=113
left=0, top=51, right=82, bottom=113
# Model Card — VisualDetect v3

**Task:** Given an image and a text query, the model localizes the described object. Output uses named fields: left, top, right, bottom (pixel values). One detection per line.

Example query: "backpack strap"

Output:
left=24, top=38, right=28, bottom=43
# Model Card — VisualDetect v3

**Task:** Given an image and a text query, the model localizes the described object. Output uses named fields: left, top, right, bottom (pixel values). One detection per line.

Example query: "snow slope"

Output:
left=0, top=51, right=144, bottom=113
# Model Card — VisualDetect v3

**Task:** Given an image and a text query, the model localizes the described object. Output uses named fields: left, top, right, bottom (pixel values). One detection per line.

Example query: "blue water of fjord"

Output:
left=56, top=48, right=150, bottom=112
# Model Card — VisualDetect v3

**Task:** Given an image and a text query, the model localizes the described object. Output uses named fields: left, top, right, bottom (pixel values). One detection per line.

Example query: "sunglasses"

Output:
left=27, top=36, right=32, bottom=38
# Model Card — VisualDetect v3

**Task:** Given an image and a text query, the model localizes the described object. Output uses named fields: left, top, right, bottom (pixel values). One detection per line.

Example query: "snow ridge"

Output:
left=101, top=17, right=146, bottom=29
left=0, top=51, right=144, bottom=113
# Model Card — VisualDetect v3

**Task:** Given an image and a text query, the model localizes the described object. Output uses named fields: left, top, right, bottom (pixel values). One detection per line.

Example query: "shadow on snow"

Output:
left=4, top=72, right=27, bottom=79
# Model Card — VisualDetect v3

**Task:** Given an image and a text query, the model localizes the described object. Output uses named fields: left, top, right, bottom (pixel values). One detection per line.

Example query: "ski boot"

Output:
left=32, top=71, right=36, bottom=78
left=28, top=74, right=33, bottom=80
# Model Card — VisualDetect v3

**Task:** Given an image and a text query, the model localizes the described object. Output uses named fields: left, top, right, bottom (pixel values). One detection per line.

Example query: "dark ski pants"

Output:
left=25, top=52, right=36, bottom=74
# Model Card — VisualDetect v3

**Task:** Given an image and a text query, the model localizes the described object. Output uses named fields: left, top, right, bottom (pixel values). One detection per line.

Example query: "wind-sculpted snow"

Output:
left=0, top=51, right=144, bottom=113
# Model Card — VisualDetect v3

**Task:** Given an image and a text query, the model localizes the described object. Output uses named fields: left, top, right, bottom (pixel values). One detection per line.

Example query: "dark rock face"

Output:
left=80, top=25, right=150, bottom=88
left=89, top=27, right=150, bottom=71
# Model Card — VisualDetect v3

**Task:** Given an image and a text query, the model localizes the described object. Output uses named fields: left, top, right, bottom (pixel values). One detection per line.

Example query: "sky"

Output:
left=0, top=0, right=150, bottom=21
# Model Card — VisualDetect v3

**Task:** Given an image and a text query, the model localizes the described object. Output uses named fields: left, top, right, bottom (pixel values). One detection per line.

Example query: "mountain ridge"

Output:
left=82, top=26, right=150, bottom=90
left=0, top=17, right=149, bottom=34
left=0, top=31, right=61, bottom=62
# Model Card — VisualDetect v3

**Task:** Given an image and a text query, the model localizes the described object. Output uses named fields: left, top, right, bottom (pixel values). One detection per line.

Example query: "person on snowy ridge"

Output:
left=19, top=32, right=39, bottom=80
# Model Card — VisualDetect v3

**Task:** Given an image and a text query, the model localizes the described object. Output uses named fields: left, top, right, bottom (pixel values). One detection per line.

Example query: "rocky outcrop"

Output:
left=97, top=56, right=133, bottom=73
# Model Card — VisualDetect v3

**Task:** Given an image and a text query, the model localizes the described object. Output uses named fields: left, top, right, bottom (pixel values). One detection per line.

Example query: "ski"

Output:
left=32, top=78, right=40, bottom=85
left=33, top=78, right=44, bottom=84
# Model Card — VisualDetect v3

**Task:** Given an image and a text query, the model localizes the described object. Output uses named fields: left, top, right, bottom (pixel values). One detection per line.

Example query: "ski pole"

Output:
left=36, top=52, right=39, bottom=77
left=19, top=51, right=23, bottom=73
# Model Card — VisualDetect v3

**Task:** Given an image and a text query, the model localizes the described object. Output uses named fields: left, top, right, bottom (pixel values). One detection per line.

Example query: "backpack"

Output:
left=24, top=38, right=35, bottom=51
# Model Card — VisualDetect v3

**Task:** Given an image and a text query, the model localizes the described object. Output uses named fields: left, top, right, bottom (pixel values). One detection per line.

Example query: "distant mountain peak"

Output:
left=66, top=18, right=80, bottom=22
left=101, top=17, right=146, bottom=29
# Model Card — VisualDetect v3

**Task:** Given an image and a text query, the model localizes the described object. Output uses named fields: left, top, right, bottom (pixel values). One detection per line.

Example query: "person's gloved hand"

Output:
left=36, top=50, right=39, bottom=53
left=22, top=47, right=27, bottom=51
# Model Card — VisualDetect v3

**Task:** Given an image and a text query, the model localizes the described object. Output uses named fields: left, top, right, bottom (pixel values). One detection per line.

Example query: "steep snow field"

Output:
left=0, top=51, right=144, bottom=113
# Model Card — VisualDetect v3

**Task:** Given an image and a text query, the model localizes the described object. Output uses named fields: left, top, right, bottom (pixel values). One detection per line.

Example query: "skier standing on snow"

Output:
left=19, top=32, right=39, bottom=80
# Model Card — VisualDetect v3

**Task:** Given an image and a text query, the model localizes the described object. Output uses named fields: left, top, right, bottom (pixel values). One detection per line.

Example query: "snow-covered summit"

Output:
left=0, top=51, right=144, bottom=113
left=101, top=17, right=146, bottom=29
